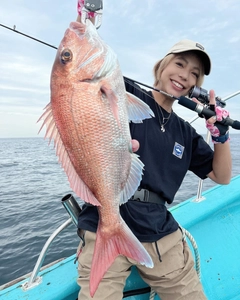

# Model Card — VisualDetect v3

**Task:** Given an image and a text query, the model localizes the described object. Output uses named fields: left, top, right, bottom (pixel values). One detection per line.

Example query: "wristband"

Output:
left=211, top=132, right=230, bottom=144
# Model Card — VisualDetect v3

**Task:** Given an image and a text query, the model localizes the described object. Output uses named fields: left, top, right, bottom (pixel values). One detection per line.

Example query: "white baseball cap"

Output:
left=165, top=39, right=211, bottom=75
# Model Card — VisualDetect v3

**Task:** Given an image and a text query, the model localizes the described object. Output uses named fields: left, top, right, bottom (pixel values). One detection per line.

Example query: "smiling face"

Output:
left=154, top=51, right=204, bottom=98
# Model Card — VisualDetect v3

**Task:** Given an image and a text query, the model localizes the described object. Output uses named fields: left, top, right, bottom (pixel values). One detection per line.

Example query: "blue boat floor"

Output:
left=172, top=175, right=240, bottom=299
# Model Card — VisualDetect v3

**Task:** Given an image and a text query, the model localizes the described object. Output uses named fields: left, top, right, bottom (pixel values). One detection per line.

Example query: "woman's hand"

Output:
left=205, top=90, right=230, bottom=144
left=192, top=89, right=230, bottom=144
left=131, top=139, right=140, bottom=152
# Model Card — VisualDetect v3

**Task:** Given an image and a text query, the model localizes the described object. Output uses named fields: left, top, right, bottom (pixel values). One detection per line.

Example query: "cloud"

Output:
left=0, top=0, right=240, bottom=137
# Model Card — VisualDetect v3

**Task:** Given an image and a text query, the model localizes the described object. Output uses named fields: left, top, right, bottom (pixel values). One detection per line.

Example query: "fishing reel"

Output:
left=189, top=86, right=226, bottom=108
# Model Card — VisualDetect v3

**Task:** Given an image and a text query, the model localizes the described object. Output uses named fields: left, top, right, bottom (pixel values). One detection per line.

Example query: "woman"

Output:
left=76, top=3, right=232, bottom=300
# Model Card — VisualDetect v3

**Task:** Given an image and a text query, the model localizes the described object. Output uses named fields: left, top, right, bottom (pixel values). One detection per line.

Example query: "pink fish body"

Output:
left=39, top=20, right=154, bottom=297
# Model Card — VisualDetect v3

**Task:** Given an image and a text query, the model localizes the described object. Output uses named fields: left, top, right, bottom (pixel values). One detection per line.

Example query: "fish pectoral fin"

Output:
left=101, top=84, right=121, bottom=128
left=119, top=153, right=144, bottom=205
left=126, top=92, right=155, bottom=123
left=89, top=218, right=153, bottom=297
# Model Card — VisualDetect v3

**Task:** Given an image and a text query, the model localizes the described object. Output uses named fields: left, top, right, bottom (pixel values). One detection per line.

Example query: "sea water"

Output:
left=0, top=135, right=239, bottom=285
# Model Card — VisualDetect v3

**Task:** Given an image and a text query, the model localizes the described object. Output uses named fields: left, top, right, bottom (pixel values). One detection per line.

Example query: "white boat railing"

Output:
left=22, top=218, right=72, bottom=290
left=22, top=194, right=81, bottom=290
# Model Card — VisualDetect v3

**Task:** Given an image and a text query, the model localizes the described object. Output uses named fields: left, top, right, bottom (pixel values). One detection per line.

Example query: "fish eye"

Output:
left=61, top=49, right=72, bottom=63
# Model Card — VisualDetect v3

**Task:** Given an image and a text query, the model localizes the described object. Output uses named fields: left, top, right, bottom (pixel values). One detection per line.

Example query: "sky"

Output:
left=0, top=0, right=240, bottom=138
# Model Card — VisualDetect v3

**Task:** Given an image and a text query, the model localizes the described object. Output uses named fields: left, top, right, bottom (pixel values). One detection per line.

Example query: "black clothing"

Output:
left=77, top=79, right=214, bottom=242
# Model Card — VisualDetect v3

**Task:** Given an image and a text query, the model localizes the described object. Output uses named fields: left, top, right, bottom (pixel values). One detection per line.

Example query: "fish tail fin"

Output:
left=89, top=219, right=153, bottom=297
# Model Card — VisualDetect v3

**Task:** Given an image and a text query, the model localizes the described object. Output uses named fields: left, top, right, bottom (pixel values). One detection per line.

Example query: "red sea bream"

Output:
left=39, top=20, right=154, bottom=296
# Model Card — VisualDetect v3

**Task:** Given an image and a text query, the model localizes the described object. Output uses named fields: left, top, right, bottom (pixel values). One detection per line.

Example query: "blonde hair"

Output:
left=153, top=52, right=205, bottom=90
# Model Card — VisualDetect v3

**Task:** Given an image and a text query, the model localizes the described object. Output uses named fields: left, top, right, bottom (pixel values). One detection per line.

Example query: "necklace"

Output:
left=155, top=101, right=172, bottom=132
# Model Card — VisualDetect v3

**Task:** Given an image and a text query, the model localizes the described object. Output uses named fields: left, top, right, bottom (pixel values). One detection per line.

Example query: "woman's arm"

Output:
left=208, top=142, right=232, bottom=184
left=206, top=90, right=232, bottom=184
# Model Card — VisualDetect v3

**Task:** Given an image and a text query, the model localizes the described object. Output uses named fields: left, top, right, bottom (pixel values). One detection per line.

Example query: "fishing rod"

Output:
left=124, top=77, right=240, bottom=130
left=0, top=23, right=58, bottom=49
left=1, top=22, right=240, bottom=130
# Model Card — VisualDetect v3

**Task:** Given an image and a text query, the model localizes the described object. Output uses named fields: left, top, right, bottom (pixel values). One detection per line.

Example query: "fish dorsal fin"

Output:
left=38, top=103, right=101, bottom=207
left=126, top=92, right=154, bottom=123
left=119, top=152, right=144, bottom=205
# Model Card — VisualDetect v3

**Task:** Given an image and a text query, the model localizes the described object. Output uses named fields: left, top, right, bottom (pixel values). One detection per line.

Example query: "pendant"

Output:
left=161, top=125, right=165, bottom=132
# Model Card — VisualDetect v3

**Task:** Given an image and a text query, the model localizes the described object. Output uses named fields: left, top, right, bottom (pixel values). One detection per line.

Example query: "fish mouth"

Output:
left=69, top=21, right=83, bottom=30
left=66, top=22, right=117, bottom=80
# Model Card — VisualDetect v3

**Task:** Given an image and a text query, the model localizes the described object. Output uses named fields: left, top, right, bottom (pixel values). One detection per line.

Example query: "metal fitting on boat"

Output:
left=61, top=194, right=82, bottom=227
